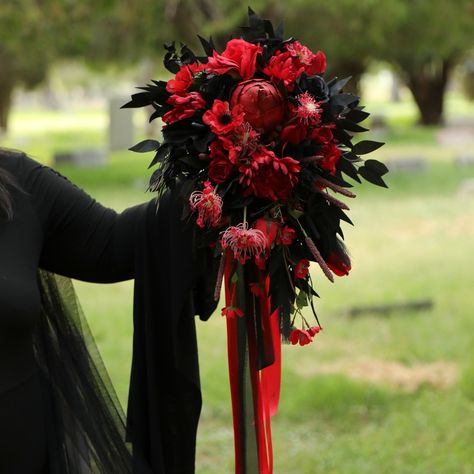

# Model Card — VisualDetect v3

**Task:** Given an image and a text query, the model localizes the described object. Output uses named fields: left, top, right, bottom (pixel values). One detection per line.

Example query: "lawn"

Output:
left=2, top=94, right=474, bottom=473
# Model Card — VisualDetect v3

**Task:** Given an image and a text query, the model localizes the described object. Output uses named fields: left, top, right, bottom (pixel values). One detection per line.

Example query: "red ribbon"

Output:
left=224, top=252, right=281, bottom=474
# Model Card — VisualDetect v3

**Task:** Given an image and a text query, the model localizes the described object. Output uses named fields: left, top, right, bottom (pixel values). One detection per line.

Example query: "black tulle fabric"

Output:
left=34, top=270, right=132, bottom=474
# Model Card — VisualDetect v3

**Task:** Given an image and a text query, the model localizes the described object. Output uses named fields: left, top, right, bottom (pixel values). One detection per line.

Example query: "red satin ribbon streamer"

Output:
left=224, top=252, right=281, bottom=474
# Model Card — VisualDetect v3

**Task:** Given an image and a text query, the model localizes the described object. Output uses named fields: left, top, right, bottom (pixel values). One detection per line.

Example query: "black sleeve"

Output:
left=20, top=154, right=146, bottom=283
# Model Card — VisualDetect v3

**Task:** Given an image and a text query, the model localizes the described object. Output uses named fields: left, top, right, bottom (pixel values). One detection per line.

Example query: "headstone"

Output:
left=385, top=157, right=428, bottom=173
left=454, top=154, right=474, bottom=167
left=109, top=97, right=134, bottom=151
left=53, top=149, right=107, bottom=168
left=458, top=178, right=474, bottom=196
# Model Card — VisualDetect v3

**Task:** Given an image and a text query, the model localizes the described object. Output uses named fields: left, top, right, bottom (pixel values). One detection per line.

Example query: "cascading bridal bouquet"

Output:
left=124, top=8, right=387, bottom=473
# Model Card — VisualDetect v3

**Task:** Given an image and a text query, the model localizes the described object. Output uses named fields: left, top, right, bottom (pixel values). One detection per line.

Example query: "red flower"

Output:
left=294, top=259, right=310, bottom=279
left=221, top=306, right=245, bottom=319
left=308, top=326, right=322, bottom=337
left=189, top=180, right=223, bottom=228
left=239, top=147, right=301, bottom=201
left=166, top=63, right=204, bottom=94
left=276, top=225, right=296, bottom=246
left=203, top=100, right=245, bottom=135
left=206, top=39, right=262, bottom=80
left=230, top=79, right=286, bottom=134
left=263, top=51, right=303, bottom=90
left=310, top=126, right=334, bottom=144
left=326, top=250, right=351, bottom=276
left=221, top=222, right=267, bottom=265
left=286, top=41, right=326, bottom=75
left=281, top=123, right=308, bottom=145
left=295, top=92, right=322, bottom=126
left=162, top=92, right=207, bottom=124
left=209, top=156, right=234, bottom=183
left=289, top=326, right=321, bottom=345
left=289, top=328, right=313, bottom=346
left=319, top=143, right=342, bottom=174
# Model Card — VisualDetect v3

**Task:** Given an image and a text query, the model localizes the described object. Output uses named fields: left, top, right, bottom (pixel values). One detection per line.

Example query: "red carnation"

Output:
left=230, top=79, right=286, bottom=134
left=206, top=38, right=262, bottom=80
left=166, top=63, right=204, bottom=94
left=239, top=147, right=301, bottom=201
left=263, top=51, right=303, bottom=90
left=162, top=92, right=207, bottom=124
left=203, top=100, right=245, bottom=135
left=319, top=143, right=342, bottom=174
left=286, top=41, right=326, bottom=75
left=294, top=259, right=310, bottom=279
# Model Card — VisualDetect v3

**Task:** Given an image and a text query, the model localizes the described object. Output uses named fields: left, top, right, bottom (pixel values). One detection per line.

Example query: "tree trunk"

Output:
left=0, top=74, right=15, bottom=133
left=405, top=59, right=453, bottom=126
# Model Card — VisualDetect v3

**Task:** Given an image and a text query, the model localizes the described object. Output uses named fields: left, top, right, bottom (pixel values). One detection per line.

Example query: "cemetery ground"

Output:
left=4, top=94, right=474, bottom=473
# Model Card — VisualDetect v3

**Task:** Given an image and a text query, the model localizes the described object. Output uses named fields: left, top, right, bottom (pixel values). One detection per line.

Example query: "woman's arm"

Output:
left=20, top=154, right=146, bottom=283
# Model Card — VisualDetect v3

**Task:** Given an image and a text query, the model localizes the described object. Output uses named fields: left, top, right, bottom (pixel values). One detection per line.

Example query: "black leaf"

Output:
left=129, top=139, right=160, bottom=153
left=352, top=140, right=385, bottom=155
left=198, top=35, right=216, bottom=56
left=338, top=157, right=361, bottom=183
left=148, top=144, right=171, bottom=168
left=339, top=119, right=369, bottom=133
left=345, top=108, right=370, bottom=123
left=365, top=159, right=389, bottom=175
left=329, top=76, right=352, bottom=94
left=358, top=165, right=388, bottom=188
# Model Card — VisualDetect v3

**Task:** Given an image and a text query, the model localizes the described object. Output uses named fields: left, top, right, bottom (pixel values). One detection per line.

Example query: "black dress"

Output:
left=0, top=150, right=218, bottom=474
left=0, top=150, right=142, bottom=473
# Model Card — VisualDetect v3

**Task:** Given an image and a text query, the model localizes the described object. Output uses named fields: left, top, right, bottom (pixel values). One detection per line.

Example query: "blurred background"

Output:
left=1, top=1, right=474, bottom=472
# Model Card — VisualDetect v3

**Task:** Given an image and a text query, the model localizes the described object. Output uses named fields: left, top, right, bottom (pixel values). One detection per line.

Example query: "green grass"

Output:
left=2, top=95, right=474, bottom=473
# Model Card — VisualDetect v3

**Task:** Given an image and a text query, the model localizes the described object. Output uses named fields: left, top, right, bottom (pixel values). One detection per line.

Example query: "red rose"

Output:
left=308, top=326, right=321, bottom=337
left=319, top=143, right=342, bottom=174
left=166, top=63, right=204, bottom=94
left=310, top=126, right=333, bottom=144
left=294, top=259, right=310, bottom=279
left=230, top=79, right=286, bottom=134
left=281, top=123, right=308, bottom=144
left=208, top=157, right=234, bottom=183
left=206, top=39, right=262, bottom=80
left=203, top=99, right=245, bottom=135
left=162, top=92, right=207, bottom=124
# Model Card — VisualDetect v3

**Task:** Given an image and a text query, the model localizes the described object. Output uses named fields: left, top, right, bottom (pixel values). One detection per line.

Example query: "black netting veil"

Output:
left=33, top=270, right=132, bottom=473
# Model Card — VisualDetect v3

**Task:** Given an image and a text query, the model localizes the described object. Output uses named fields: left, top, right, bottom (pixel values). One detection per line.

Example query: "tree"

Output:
left=0, top=0, right=112, bottom=132
left=281, top=0, right=398, bottom=95
left=382, top=0, right=473, bottom=125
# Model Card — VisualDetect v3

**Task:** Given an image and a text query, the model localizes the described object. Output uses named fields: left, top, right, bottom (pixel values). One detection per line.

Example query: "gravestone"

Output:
left=109, top=97, right=134, bottom=151
left=454, top=154, right=474, bottom=167
left=385, top=157, right=428, bottom=173
left=54, top=149, right=107, bottom=168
